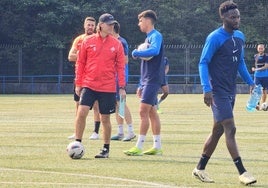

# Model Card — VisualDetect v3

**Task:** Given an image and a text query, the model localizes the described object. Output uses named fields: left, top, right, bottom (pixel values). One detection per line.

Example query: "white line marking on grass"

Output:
left=0, top=182, right=171, bottom=187
left=0, top=167, right=182, bottom=188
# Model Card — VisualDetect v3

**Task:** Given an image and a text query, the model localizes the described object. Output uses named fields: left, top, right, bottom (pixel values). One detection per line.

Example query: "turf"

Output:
left=0, top=94, right=267, bottom=187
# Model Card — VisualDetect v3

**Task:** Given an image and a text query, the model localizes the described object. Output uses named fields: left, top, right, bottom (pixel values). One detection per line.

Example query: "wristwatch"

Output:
left=119, top=86, right=126, bottom=90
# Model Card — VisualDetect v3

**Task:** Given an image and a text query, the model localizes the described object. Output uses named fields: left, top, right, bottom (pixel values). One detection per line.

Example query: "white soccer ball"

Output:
left=137, top=43, right=153, bottom=61
left=66, top=141, right=85, bottom=159
left=261, top=102, right=268, bottom=111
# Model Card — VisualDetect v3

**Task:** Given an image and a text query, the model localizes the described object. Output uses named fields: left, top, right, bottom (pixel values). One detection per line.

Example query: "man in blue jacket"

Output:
left=193, top=1, right=256, bottom=186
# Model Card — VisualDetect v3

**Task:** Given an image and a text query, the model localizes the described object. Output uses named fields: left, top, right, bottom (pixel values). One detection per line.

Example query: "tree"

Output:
left=0, top=0, right=267, bottom=77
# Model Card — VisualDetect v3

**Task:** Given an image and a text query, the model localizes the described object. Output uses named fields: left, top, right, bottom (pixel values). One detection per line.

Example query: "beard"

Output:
left=232, top=24, right=239, bottom=30
left=86, top=29, right=94, bottom=35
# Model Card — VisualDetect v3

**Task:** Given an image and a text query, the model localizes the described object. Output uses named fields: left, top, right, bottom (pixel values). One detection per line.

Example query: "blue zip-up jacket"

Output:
left=199, top=27, right=254, bottom=95
left=132, top=29, right=164, bottom=85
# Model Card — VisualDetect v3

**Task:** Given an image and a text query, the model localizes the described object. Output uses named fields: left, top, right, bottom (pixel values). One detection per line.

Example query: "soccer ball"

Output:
left=137, top=43, right=153, bottom=61
left=66, top=141, right=85, bottom=159
left=261, top=102, right=268, bottom=111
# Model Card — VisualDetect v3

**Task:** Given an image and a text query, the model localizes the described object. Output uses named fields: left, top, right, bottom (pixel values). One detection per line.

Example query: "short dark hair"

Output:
left=138, top=10, right=157, bottom=24
left=114, top=21, right=120, bottom=34
left=85, top=17, right=96, bottom=23
left=219, top=1, right=238, bottom=17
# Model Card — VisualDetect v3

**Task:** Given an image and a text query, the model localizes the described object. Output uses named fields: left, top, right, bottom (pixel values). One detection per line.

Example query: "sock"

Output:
left=233, top=157, right=246, bottom=175
left=136, top=135, right=146, bottom=149
left=197, top=154, right=210, bottom=170
left=118, top=124, right=124, bottom=135
left=153, top=135, right=161, bottom=149
left=127, top=124, right=134, bottom=135
left=158, top=98, right=163, bottom=105
left=94, top=121, right=100, bottom=134
left=75, top=139, right=82, bottom=142
left=104, top=144, right=110, bottom=152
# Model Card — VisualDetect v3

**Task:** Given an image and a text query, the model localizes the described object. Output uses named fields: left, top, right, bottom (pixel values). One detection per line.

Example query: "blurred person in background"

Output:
left=68, top=16, right=101, bottom=140
left=110, top=21, right=136, bottom=142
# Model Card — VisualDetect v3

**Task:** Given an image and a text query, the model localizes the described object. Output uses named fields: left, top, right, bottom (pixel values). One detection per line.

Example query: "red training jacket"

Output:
left=75, top=33, right=125, bottom=92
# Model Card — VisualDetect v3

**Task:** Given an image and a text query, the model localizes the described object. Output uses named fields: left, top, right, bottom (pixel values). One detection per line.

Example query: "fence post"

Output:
left=58, top=48, right=63, bottom=83
left=2, top=76, right=6, bottom=94
left=18, top=47, right=22, bottom=83
left=185, top=47, right=190, bottom=84
left=31, top=76, right=34, bottom=94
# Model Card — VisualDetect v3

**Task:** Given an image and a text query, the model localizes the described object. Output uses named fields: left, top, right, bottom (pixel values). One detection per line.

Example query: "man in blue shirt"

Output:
left=193, top=1, right=257, bottom=185
left=252, top=44, right=268, bottom=110
left=110, top=21, right=136, bottom=142
left=124, top=10, right=165, bottom=156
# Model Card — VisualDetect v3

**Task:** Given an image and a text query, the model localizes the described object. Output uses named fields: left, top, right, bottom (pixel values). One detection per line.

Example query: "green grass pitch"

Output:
left=0, top=94, right=267, bottom=187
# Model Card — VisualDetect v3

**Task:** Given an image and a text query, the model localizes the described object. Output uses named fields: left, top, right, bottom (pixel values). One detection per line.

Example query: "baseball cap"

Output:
left=99, top=13, right=116, bottom=25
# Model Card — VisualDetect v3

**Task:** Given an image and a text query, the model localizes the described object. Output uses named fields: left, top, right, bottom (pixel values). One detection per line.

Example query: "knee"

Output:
left=100, top=115, right=110, bottom=125
left=212, top=126, right=224, bottom=138
left=229, top=126, right=236, bottom=136
left=223, top=125, right=236, bottom=140
left=139, top=110, right=147, bottom=119
left=77, top=107, right=89, bottom=119
left=222, top=119, right=236, bottom=135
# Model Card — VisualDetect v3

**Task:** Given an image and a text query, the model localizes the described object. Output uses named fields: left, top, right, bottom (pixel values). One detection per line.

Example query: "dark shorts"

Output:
left=254, top=77, right=268, bottom=90
left=211, top=95, right=235, bottom=122
left=79, top=87, right=116, bottom=115
left=141, top=84, right=161, bottom=106
left=74, top=92, right=80, bottom=102
left=161, top=75, right=168, bottom=87
left=74, top=93, right=80, bottom=102
left=73, top=84, right=80, bottom=102
left=115, top=81, right=120, bottom=101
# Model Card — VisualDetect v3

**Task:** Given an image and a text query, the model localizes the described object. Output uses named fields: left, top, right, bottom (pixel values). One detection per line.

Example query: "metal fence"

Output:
left=0, top=44, right=265, bottom=86
left=0, top=74, right=202, bottom=94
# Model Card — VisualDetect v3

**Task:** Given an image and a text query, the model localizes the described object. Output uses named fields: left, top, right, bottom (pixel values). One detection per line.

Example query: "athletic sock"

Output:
left=127, top=124, right=134, bottom=135
left=104, top=144, right=110, bottom=152
left=233, top=157, right=246, bottom=175
left=118, top=124, right=124, bottom=135
left=197, top=154, right=210, bottom=170
left=94, top=121, right=100, bottom=134
left=153, top=135, right=161, bottom=149
left=136, top=135, right=146, bottom=149
left=75, top=139, right=82, bottom=142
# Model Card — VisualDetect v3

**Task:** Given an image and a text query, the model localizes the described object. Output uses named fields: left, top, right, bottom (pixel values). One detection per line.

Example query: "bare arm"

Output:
left=252, top=63, right=268, bottom=71
left=165, top=64, right=169, bottom=75
left=68, top=47, right=78, bottom=62
left=125, top=55, right=129, bottom=64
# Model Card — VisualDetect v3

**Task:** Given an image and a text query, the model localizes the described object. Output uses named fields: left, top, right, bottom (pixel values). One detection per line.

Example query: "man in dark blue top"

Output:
left=111, top=21, right=136, bottom=142
left=252, top=44, right=268, bottom=110
left=192, top=1, right=257, bottom=186
left=124, top=10, right=165, bottom=156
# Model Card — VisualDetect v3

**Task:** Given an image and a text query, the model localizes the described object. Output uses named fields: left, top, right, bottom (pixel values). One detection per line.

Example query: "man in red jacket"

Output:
left=73, top=13, right=126, bottom=158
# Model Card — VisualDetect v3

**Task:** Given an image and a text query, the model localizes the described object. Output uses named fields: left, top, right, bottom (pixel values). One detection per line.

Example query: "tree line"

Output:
left=0, top=0, right=267, bottom=76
